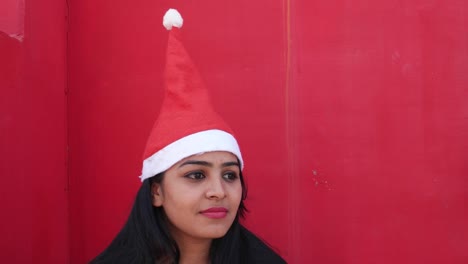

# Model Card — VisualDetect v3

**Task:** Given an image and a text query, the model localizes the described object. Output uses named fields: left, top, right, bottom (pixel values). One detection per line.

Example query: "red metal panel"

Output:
left=68, top=1, right=165, bottom=263
left=68, top=0, right=468, bottom=263
left=0, top=0, right=68, bottom=263
left=3, top=0, right=466, bottom=263
left=292, top=0, right=468, bottom=263
left=68, top=1, right=289, bottom=263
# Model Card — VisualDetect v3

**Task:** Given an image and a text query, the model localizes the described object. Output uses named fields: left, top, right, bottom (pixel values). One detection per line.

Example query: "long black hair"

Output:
left=90, top=170, right=248, bottom=264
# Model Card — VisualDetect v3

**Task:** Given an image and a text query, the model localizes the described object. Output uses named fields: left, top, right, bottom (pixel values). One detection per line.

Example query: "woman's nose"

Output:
left=205, top=177, right=226, bottom=199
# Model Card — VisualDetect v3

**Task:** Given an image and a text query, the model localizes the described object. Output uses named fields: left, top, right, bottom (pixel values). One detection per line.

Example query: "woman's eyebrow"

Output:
left=179, top=160, right=212, bottom=167
left=178, top=160, right=240, bottom=168
left=222, top=161, right=240, bottom=167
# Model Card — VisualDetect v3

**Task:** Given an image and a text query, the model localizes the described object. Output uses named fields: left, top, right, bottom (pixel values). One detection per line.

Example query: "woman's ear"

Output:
left=151, top=182, right=164, bottom=207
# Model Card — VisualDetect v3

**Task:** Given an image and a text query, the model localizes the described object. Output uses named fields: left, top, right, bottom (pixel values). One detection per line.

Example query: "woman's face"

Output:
left=152, top=151, right=242, bottom=241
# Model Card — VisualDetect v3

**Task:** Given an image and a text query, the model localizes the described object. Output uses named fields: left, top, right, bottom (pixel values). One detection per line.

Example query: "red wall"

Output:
left=68, top=0, right=468, bottom=263
left=2, top=0, right=467, bottom=263
left=0, top=0, right=68, bottom=263
left=67, top=1, right=289, bottom=262
left=291, top=1, right=468, bottom=263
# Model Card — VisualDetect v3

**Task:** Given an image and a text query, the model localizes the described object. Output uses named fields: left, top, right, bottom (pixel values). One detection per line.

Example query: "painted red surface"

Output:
left=69, top=1, right=468, bottom=263
left=0, top=0, right=68, bottom=263
left=291, top=1, right=468, bottom=263
left=1, top=0, right=467, bottom=263
left=0, top=0, right=24, bottom=36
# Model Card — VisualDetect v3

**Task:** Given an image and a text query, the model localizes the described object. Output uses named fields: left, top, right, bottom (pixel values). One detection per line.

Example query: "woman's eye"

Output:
left=223, top=172, right=238, bottom=181
left=185, top=172, right=205, bottom=180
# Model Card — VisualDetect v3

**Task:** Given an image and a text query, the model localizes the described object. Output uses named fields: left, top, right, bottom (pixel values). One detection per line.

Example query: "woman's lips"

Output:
left=200, top=207, right=228, bottom=219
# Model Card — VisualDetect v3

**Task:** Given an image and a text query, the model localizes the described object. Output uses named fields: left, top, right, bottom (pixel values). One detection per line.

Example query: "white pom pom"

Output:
left=163, top=9, right=183, bottom=30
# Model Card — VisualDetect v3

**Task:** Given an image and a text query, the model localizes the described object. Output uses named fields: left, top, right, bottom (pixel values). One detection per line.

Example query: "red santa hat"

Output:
left=139, top=9, right=243, bottom=181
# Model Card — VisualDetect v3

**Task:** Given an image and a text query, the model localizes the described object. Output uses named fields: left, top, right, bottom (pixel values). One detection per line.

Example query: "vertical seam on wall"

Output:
left=65, top=0, right=71, bottom=263
left=284, top=0, right=291, bottom=258
left=284, top=0, right=299, bottom=262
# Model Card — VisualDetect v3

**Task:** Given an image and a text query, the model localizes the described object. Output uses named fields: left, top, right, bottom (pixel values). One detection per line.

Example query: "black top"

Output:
left=90, top=225, right=287, bottom=264
left=239, top=226, right=287, bottom=264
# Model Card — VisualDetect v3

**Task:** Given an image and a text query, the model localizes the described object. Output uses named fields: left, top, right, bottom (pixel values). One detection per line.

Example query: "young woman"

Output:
left=90, top=9, right=286, bottom=264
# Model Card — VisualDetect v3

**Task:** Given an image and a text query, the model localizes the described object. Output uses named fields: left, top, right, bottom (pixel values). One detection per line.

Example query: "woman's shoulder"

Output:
left=239, top=225, right=287, bottom=264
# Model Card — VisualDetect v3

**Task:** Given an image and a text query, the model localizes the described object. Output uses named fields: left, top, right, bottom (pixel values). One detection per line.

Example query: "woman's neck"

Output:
left=174, top=234, right=212, bottom=264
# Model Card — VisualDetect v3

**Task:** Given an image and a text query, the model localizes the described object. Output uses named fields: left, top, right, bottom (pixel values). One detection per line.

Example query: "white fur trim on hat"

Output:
left=140, top=129, right=244, bottom=181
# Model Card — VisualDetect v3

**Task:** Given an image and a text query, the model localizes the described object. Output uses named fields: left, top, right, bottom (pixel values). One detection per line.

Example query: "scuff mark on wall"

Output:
left=8, top=33, right=23, bottom=42
left=0, top=0, right=25, bottom=42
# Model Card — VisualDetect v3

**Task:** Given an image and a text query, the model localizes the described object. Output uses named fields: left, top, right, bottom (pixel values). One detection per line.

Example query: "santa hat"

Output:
left=139, top=9, right=243, bottom=181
